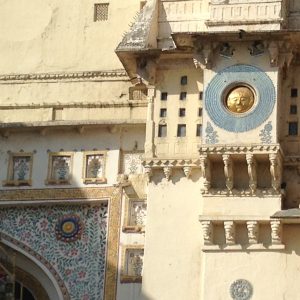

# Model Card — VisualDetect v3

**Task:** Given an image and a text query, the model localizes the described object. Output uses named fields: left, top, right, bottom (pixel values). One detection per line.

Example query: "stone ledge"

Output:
left=202, top=244, right=285, bottom=252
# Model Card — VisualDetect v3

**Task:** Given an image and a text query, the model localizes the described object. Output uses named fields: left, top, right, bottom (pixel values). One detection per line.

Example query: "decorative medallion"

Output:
left=230, top=279, right=253, bottom=300
left=55, top=215, right=83, bottom=242
left=205, top=64, right=276, bottom=132
left=225, top=86, right=255, bottom=114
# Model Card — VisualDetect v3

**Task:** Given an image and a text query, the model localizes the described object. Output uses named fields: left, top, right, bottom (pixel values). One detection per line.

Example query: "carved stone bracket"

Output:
left=193, top=42, right=217, bottom=69
left=144, top=166, right=153, bottom=182
left=163, top=166, right=172, bottom=181
left=224, top=221, right=235, bottom=245
left=246, top=154, right=257, bottom=194
left=270, top=220, right=282, bottom=245
left=222, top=154, right=234, bottom=192
left=267, top=41, right=294, bottom=69
left=246, top=221, right=259, bottom=244
left=183, top=166, right=192, bottom=179
left=201, top=221, right=213, bottom=245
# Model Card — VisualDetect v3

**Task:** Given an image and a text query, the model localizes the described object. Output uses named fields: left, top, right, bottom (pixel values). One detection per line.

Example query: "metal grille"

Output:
left=94, top=3, right=109, bottom=21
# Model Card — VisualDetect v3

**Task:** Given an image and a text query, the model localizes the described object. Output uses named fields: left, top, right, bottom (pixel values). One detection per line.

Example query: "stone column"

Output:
left=269, top=153, right=281, bottom=192
left=144, top=86, right=155, bottom=157
left=222, top=154, right=234, bottom=192
left=200, top=154, right=211, bottom=193
left=246, top=153, right=257, bottom=194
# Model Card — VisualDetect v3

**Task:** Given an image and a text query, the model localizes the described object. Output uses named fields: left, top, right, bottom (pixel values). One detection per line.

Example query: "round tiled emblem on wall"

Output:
left=55, top=214, right=83, bottom=242
left=230, top=279, right=253, bottom=300
left=205, top=64, right=276, bottom=132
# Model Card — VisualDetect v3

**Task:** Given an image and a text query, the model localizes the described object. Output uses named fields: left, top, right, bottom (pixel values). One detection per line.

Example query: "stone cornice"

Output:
left=198, top=144, right=282, bottom=155
left=143, top=158, right=200, bottom=168
left=0, top=69, right=128, bottom=83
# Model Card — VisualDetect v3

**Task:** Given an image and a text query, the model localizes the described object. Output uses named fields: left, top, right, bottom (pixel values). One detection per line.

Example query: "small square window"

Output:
left=160, top=108, right=167, bottom=118
left=177, top=124, right=186, bottom=137
left=289, top=122, right=298, bottom=136
left=180, top=92, right=187, bottom=101
left=290, top=105, right=297, bottom=114
left=94, top=3, right=109, bottom=21
left=199, top=92, right=203, bottom=100
left=196, top=124, right=202, bottom=137
left=161, top=92, right=168, bottom=101
left=179, top=108, right=186, bottom=117
left=198, top=108, right=202, bottom=117
left=291, top=88, right=298, bottom=98
left=158, top=125, right=167, bottom=137
left=181, top=76, right=187, bottom=85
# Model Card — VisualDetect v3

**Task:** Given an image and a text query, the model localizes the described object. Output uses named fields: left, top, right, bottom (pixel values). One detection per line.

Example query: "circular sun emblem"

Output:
left=225, top=86, right=255, bottom=114
left=55, top=215, right=82, bottom=242
left=230, top=279, right=253, bottom=300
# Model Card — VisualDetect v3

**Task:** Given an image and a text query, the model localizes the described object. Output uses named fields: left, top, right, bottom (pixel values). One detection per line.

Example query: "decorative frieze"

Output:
left=199, top=217, right=284, bottom=251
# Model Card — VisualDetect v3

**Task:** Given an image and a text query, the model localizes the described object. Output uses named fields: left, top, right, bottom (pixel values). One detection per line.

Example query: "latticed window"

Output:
left=94, top=3, right=109, bottom=21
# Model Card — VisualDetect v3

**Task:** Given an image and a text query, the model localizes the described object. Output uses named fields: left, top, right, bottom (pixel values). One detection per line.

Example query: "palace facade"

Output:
left=1, top=0, right=300, bottom=299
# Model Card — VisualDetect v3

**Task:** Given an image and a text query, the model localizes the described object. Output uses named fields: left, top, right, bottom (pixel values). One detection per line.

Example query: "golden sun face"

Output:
left=226, top=86, right=255, bottom=114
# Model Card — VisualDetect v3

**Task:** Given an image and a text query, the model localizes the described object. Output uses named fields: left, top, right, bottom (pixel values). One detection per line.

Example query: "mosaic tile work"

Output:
left=205, top=122, right=219, bottom=144
left=259, top=121, right=273, bottom=143
left=0, top=204, right=108, bottom=300
left=12, top=156, right=31, bottom=181
left=205, top=64, right=276, bottom=132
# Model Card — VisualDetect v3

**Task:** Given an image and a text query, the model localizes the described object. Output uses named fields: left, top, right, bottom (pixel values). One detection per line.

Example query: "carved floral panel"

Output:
left=47, top=153, right=73, bottom=184
left=123, top=152, right=144, bottom=175
left=12, top=156, right=31, bottom=181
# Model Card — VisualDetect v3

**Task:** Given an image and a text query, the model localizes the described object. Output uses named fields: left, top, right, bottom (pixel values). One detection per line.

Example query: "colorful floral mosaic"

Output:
left=86, top=154, right=104, bottom=178
left=50, top=155, right=71, bottom=181
left=12, top=156, right=30, bottom=181
left=0, top=204, right=108, bottom=299
left=55, top=215, right=83, bottom=242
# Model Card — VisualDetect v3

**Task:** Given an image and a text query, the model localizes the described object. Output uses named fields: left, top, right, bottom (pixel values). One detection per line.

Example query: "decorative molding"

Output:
left=202, top=187, right=281, bottom=197
left=259, top=121, right=273, bottom=144
left=205, top=64, right=276, bottom=132
left=230, top=279, right=253, bottom=300
left=0, top=187, right=122, bottom=300
left=0, top=70, right=128, bottom=83
left=198, top=143, right=281, bottom=155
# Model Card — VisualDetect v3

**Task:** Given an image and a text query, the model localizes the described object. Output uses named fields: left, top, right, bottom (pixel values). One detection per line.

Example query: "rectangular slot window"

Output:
left=290, top=105, right=297, bottom=114
left=177, top=124, right=186, bottom=137
left=158, top=125, right=167, bottom=137
left=199, top=92, right=203, bottom=100
left=198, top=108, right=202, bottom=117
left=180, top=92, right=187, bottom=101
left=289, top=122, right=298, bottom=136
left=291, top=88, right=298, bottom=98
left=196, top=124, right=202, bottom=136
left=161, top=92, right=168, bottom=101
left=94, top=3, right=109, bottom=21
left=160, top=108, right=167, bottom=118
left=180, top=76, right=187, bottom=85
left=179, top=108, right=186, bottom=117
